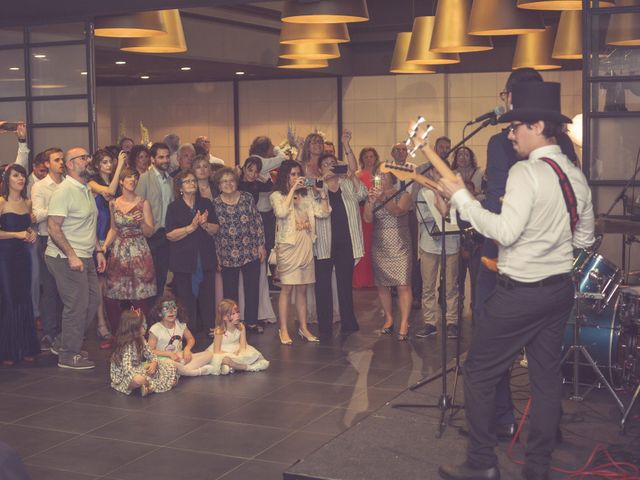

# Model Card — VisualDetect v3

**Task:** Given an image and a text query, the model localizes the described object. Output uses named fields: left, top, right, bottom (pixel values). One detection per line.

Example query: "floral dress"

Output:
left=106, top=200, right=156, bottom=300
left=110, top=341, right=177, bottom=394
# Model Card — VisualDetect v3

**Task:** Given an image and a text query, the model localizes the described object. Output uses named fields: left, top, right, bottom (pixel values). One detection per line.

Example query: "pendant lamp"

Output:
left=517, top=0, right=614, bottom=10
left=552, top=11, right=582, bottom=59
left=95, top=11, right=166, bottom=38
left=512, top=26, right=561, bottom=70
left=606, top=0, right=640, bottom=46
left=407, top=16, right=460, bottom=65
left=280, top=22, right=350, bottom=44
left=281, top=0, right=369, bottom=24
left=279, top=43, right=341, bottom=60
left=390, top=32, right=436, bottom=74
left=469, top=0, right=545, bottom=35
left=431, top=0, right=493, bottom=53
left=120, top=10, right=187, bottom=53
left=278, top=58, right=329, bottom=69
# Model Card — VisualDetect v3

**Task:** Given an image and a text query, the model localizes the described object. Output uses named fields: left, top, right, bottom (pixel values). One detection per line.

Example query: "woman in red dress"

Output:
left=352, top=147, right=379, bottom=288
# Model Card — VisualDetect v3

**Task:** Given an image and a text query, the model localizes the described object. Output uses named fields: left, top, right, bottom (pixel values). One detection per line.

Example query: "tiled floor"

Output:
left=0, top=289, right=470, bottom=480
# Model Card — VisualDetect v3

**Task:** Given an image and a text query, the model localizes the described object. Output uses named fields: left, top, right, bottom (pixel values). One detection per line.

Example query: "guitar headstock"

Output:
left=405, top=116, right=434, bottom=157
left=379, top=162, right=417, bottom=181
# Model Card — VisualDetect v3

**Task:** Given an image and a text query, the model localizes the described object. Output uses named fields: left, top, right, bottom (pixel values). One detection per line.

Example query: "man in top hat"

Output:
left=436, top=82, right=595, bottom=480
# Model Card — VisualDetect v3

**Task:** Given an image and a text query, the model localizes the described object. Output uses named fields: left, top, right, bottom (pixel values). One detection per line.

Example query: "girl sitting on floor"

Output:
left=208, top=299, right=269, bottom=375
left=147, top=294, right=214, bottom=376
left=110, top=309, right=178, bottom=396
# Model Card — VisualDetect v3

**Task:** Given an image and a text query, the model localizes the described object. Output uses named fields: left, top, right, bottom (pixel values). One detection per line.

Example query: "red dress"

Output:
left=352, top=169, right=375, bottom=288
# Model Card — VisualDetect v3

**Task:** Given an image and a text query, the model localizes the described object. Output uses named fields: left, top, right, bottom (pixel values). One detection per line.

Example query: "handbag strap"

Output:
left=539, top=157, right=578, bottom=234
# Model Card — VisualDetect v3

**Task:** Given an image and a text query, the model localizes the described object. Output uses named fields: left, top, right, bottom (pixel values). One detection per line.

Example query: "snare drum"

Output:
left=574, top=253, right=622, bottom=312
left=562, top=297, right=622, bottom=388
left=619, top=286, right=640, bottom=327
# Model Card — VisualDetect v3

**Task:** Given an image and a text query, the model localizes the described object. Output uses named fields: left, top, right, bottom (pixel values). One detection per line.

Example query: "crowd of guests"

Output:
left=0, top=122, right=486, bottom=378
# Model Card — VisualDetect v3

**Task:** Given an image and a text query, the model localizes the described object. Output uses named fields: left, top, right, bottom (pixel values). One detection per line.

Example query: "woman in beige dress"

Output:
left=270, top=160, right=330, bottom=345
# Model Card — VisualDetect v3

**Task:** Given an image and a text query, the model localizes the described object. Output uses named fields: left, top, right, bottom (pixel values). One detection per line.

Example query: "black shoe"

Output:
left=521, top=466, right=549, bottom=480
left=495, top=423, right=516, bottom=441
left=447, top=324, right=459, bottom=339
left=415, top=324, right=437, bottom=338
left=411, top=299, right=422, bottom=310
left=439, top=462, right=500, bottom=480
left=246, top=324, right=264, bottom=334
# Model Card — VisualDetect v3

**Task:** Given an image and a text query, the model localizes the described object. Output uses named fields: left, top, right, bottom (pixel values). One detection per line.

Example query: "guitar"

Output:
left=379, top=162, right=439, bottom=191
left=404, top=117, right=457, bottom=183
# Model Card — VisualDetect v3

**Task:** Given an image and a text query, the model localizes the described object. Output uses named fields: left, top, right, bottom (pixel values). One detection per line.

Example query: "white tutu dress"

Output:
left=207, top=328, right=269, bottom=375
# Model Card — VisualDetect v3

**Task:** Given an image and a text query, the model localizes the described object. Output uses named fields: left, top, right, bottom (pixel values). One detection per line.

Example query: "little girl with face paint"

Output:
left=147, top=294, right=214, bottom=376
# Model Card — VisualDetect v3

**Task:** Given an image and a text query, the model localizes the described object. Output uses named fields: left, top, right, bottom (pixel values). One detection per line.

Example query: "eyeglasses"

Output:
left=220, top=179, right=236, bottom=185
left=507, top=122, right=526, bottom=134
left=499, top=90, right=509, bottom=101
left=182, top=178, right=197, bottom=184
left=69, top=154, right=92, bottom=162
left=161, top=301, right=178, bottom=312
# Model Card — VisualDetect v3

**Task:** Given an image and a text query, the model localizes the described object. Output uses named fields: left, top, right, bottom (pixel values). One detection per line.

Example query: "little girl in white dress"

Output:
left=208, top=299, right=269, bottom=375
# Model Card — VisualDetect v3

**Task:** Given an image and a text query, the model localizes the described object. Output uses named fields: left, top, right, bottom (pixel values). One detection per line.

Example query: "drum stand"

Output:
left=621, top=383, right=640, bottom=433
left=561, top=292, right=625, bottom=413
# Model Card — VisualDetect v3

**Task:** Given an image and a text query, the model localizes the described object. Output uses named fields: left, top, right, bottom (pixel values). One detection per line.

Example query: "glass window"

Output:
left=0, top=49, right=26, bottom=98
left=32, top=99, right=89, bottom=124
left=589, top=117, right=640, bottom=181
left=0, top=102, right=26, bottom=160
left=592, top=82, right=640, bottom=112
left=29, top=23, right=86, bottom=43
left=32, top=126, right=90, bottom=154
left=30, top=44, right=87, bottom=97
left=0, top=27, right=24, bottom=46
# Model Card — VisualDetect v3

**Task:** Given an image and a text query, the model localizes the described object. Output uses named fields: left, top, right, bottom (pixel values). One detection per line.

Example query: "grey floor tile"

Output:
left=0, top=423, right=77, bottom=458
left=262, top=381, right=364, bottom=407
left=16, top=402, right=128, bottom=434
left=217, top=459, right=290, bottom=480
left=12, top=376, right=105, bottom=402
left=256, top=431, right=335, bottom=464
left=221, top=399, right=331, bottom=429
left=27, top=464, right=100, bottom=480
left=0, top=393, right=61, bottom=423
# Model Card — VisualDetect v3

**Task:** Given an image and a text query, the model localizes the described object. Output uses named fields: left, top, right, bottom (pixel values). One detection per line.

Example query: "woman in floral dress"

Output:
left=103, top=167, right=156, bottom=333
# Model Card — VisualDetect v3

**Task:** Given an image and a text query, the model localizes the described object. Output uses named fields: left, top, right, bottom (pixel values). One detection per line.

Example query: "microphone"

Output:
left=467, top=106, right=506, bottom=125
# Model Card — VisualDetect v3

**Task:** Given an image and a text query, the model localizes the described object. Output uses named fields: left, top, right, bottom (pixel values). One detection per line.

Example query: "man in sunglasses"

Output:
left=45, top=147, right=105, bottom=370
left=437, top=82, right=594, bottom=480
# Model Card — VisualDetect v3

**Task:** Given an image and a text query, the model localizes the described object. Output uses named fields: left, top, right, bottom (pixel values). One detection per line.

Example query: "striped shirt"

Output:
left=314, top=176, right=368, bottom=260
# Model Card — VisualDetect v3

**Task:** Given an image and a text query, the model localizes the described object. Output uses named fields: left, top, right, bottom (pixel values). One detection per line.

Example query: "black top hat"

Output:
left=499, top=81, right=572, bottom=124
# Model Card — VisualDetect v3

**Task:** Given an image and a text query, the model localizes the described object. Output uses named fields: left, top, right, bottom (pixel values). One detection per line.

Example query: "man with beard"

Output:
left=136, top=142, right=173, bottom=298
left=45, top=147, right=106, bottom=369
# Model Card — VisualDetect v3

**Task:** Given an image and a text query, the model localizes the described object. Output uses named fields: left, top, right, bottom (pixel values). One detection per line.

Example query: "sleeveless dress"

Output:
left=206, top=328, right=269, bottom=374
left=0, top=212, right=39, bottom=362
left=106, top=201, right=156, bottom=300
left=352, top=169, right=375, bottom=288
left=372, top=206, right=412, bottom=287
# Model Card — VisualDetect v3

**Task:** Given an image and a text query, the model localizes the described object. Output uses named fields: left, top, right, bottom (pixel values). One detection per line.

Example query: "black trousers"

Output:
left=464, top=275, right=573, bottom=475
left=221, top=259, right=260, bottom=327
left=38, top=235, right=62, bottom=340
left=172, top=270, right=215, bottom=333
left=314, top=241, right=358, bottom=334
left=148, top=229, right=169, bottom=300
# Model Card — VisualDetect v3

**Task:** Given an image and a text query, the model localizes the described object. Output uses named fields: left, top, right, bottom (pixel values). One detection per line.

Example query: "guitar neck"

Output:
left=418, top=144, right=457, bottom=182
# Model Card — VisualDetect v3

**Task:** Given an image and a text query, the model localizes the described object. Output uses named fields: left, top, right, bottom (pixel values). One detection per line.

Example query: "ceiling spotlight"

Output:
left=115, top=61, right=127, bottom=65
left=235, top=71, right=246, bottom=75
left=9, top=67, right=20, bottom=71
left=80, top=71, right=88, bottom=75
left=140, top=75, right=150, bottom=79
left=33, top=54, right=46, bottom=59
left=180, top=66, right=191, bottom=71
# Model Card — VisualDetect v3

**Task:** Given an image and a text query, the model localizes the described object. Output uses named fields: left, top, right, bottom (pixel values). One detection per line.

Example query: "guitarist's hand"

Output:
left=433, top=190, right=450, bottom=217
left=437, top=173, right=465, bottom=200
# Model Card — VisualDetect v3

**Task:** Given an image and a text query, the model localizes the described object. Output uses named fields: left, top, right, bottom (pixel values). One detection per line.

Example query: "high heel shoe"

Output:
left=380, top=324, right=394, bottom=335
left=278, top=329, right=293, bottom=345
left=397, top=333, right=409, bottom=341
left=298, top=329, right=319, bottom=343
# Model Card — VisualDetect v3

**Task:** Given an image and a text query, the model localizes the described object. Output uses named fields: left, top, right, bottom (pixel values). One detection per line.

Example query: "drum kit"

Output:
left=561, top=216, right=640, bottom=433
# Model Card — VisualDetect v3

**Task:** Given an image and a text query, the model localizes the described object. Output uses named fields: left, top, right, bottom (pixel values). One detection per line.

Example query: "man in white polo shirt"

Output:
left=45, top=147, right=106, bottom=370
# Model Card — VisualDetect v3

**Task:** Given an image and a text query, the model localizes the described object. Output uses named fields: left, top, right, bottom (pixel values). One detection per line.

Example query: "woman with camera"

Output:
left=270, top=160, right=330, bottom=345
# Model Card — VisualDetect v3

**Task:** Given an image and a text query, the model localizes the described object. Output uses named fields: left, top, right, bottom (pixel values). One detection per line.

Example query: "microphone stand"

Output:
left=374, top=116, right=497, bottom=213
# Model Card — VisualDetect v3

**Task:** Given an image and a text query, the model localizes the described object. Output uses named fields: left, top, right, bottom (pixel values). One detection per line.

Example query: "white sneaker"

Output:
left=199, top=365, right=214, bottom=376
left=220, top=365, right=231, bottom=375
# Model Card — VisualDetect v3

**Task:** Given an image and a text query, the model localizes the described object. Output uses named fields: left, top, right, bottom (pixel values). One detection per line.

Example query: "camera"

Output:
left=331, top=164, right=348, bottom=175
left=304, top=178, right=323, bottom=188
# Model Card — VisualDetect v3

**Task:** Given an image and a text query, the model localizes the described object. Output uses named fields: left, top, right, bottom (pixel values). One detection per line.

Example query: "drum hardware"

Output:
left=574, top=253, right=622, bottom=313
left=619, top=329, right=640, bottom=433
left=561, top=292, right=625, bottom=412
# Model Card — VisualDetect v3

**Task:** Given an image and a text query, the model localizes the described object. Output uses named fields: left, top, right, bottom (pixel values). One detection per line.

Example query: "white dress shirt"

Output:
left=30, top=175, right=62, bottom=236
left=153, top=166, right=172, bottom=229
left=451, top=144, right=595, bottom=282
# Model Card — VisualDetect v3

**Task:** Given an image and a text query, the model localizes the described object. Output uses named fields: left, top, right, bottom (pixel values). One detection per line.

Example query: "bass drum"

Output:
left=561, top=297, right=622, bottom=388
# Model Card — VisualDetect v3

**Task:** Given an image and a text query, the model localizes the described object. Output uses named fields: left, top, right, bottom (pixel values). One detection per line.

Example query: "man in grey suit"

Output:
left=136, top=142, right=173, bottom=298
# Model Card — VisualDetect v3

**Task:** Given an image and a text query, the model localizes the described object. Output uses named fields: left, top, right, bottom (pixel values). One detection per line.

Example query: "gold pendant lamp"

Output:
left=120, top=10, right=187, bottom=53
left=278, top=58, right=329, bottom=69
left=406, top=16, right=460, bottom=65
left=390, top=32, right=436, bottom=73
left=606, top=0, right=640, bottom=46
left=468, top=0, right=545, bottom=35
left=512, top=25, right=561, bottom=70
left=279, top=43, right=341, bottom=60
left=430, top=0, right=493, bottom=53
left=281, top=0, right=369, bottom=24
left=517, top=0, right=614, bottom=10
left=95, top=11, right=167, bottom=38
left=280, top=22, right=350, bottom=44
left=552, top=11, right=582, bottom=59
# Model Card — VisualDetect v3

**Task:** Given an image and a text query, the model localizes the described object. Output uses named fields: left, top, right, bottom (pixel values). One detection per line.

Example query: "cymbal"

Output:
left=595, top=217, right=640, bottom=235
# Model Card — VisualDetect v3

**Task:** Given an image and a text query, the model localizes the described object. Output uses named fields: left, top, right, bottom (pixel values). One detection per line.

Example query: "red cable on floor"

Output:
left=507, top=398, right=640, bottom=480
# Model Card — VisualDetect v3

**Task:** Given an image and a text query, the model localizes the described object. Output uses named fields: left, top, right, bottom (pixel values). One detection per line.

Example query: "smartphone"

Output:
left=303, top=177, right=316, bottom=188
left=373, top=175, right=382, bottom=188
left=331, top=164, right=348, bottom=175
left=0, top=122, right=19, bottom=131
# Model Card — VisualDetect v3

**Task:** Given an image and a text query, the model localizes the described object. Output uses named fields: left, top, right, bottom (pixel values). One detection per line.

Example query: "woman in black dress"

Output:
left=0, top=164, right=39, bottom=365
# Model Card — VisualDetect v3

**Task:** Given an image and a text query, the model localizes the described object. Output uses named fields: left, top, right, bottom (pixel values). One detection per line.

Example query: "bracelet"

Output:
left=96, top=249, right=105, bottom=254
